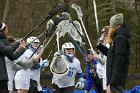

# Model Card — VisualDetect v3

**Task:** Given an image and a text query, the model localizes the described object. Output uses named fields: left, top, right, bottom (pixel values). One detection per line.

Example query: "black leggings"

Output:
left=52, top=84, right=74, bottom=93
left=0, top=80, right=8, bottom=93
left=92, top=76, right=105, bottom=93
left=110, top=85, right=124, bottom=93
left=28, top=79, right=41, bottom=93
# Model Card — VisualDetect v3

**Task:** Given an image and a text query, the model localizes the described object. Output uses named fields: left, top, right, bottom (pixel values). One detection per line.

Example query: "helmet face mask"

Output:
left=26, top=37, right=40, bottom=49
left=64, top=48, right=75, bottom=58
left=31, top=42, right=40, bottom=49
left=62, top=42, right=75, bottom=60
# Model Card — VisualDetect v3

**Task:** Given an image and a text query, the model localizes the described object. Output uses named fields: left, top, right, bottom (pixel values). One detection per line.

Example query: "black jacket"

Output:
left=107, top=24, right=131, bottom=87
left=0, top=32, right=26, bottom=81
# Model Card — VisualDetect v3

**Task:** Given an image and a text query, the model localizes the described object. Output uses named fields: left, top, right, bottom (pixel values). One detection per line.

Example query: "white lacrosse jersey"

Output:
left=14, top=49, right=33, bottom=81
left=52, top=57, right=82, bottom=88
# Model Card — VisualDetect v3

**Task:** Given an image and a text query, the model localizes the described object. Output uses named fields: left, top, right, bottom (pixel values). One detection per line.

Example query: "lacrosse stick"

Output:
left=71, top=4, right=95, bottom=54
left=54, top=12, right=87, bottom=60
left=48, top=41, right=57, bottom=59
left=56, top=31, right=60, bottom=52
left=70, top=35, right=87, bottom=62
left=55, top=12, right=84, bottom=44
left=46, top=20, right=57, bottom=59
left=21, top=4, right=65, bottom=41
left=36, top=30, right=57, bottom=58
left=70, top=20, right=89, bottom=47
left=46, top=19, right=54, bottom=30
left=50, top=53, right=69, bottom=76
left=28, top=12, right=70, bottom=59
left=55, top=12, right=88, bottom=52
left=26, top=19, right=54, bottom=59
left=45, top=12, right=70, bottom=37
left=93, top=0, right=100, bottom=42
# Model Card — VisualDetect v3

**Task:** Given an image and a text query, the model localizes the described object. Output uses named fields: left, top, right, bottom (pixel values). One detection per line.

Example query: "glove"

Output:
left=84, top=90, right=89, bottom=93
left=37, top=82, right=42, bottom=91
left=75, top=78, right=85, bottom=89
left=39, top=59, right=50, bottom=71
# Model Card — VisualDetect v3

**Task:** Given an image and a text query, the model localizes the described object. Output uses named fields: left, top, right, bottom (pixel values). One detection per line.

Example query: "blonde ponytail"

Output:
left=107, top=26, right=117, bottom=44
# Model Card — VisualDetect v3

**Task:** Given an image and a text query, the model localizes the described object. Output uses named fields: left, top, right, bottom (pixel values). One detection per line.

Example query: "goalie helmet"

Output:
left=62, top=42, right=75, bottom=61
left=26, top=36, right=40, bottom=49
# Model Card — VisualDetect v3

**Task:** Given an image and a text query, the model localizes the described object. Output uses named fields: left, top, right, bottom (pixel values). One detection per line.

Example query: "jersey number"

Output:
left=67, top=71, right=73, bottom=77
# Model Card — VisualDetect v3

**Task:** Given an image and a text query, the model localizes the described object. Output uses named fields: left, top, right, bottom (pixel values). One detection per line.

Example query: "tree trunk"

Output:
left=135, top=0, right=140, bottom=29
left=112, top=0, right=116, bottom=13
left=135, top=0, right=140, bottom=11
left=135, top=0, right=140, bottom=67
left=3, top=0, right=9, bottom=22
left=61, top=0, right=71, bottom=12
left=84, top=0, right=88, bottom=30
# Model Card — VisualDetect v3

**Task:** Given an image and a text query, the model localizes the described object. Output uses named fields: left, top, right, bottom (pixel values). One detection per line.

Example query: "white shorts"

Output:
left=15, top=79, right=30, bottom=90
left=8, top=80, right=13, bottom=91
left=7, top=73, right=15, bottom=91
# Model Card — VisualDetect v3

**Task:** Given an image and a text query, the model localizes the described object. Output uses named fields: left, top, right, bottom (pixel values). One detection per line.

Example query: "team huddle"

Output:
left=0, top=8, right=131, bottom=93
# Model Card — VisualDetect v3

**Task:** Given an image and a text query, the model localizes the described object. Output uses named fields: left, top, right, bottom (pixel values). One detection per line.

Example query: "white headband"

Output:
left=0, top=23, right=6, bottom=30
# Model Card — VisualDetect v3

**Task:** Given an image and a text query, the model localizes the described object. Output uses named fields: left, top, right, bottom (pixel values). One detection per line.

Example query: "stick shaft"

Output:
left=80, top=19, right=96, bottom=54
left=39, top=30, right=57, bottom=57
left=93, top=0, right=100, bottom=42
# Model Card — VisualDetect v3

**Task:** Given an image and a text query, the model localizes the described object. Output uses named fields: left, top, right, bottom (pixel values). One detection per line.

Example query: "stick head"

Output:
left=47, top=19, right=54, bottom=30
left=71, top=4, right=83, bottom=20
left=48, top=3, right=65, bottom=18
left=50, top=55, right=69, bottom=76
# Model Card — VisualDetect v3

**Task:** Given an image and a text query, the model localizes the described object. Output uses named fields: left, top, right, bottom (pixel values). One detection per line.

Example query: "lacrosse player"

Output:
left=93, top=26, right=109, bottom=93
left=84, top=49, right=105, bottom=93
left=85, top=26, right=109, bottom=93
left=5, top=36, right=36, bottom=93
left=14, top=36, right=48, bottom=93
left=51, top=42, right=85, bottom=93
left=28, top=37, right=49, bottom=93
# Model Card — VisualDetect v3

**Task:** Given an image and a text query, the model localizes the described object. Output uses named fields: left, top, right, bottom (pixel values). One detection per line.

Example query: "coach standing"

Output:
left=0, top=22, right=26, bottom=93
left=106, top=14, right=131, bottom=93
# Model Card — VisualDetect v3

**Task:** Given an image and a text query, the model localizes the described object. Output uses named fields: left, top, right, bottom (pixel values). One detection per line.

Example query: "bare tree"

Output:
left=3, top=0, right=9, bottom=22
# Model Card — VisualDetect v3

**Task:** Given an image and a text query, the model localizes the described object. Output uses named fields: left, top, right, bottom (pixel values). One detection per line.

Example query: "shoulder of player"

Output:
left=23, top=49, right=34, bottom=54
left=73, top=57, right=80, bottom=63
